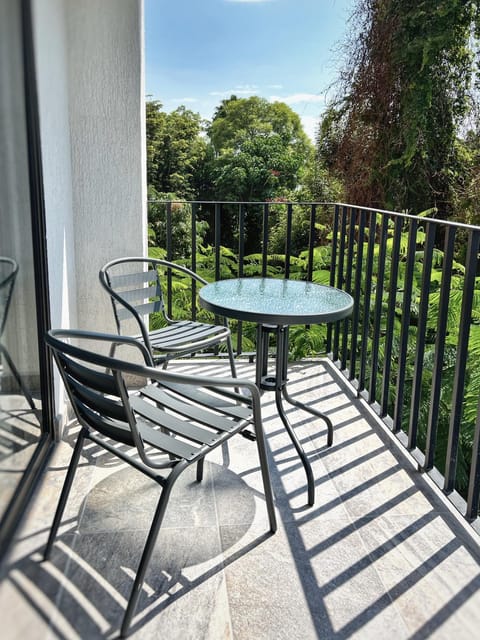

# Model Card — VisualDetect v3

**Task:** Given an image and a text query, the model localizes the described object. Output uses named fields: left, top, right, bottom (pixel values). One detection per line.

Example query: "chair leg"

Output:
left=196, top=457, right=204, bottom=482
left=226, top=334, right=237, bottom=378
left=44, top=428, right=87, bottom=561
left=252, top=415, right=277, bottom=533
left=120, top=466, right=182, bottom=638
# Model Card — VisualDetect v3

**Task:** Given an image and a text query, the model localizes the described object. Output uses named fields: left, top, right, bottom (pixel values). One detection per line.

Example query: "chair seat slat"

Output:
left=151, top=323, right=226, bottom=341
left=137, top=385, right=241, bottom=432
left=137, top=420, right=201, bottom=459
left=131, top=396, right=226, bottom=443
left=157, top=380, right=252, bottom=419
left=149, top=323, right=228, bottom=349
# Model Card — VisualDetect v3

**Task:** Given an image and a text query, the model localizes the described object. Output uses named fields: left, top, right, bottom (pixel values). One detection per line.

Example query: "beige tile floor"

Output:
left=1, top=358, right=480, bottom=639
left=0, top=393, right=42, bottom=515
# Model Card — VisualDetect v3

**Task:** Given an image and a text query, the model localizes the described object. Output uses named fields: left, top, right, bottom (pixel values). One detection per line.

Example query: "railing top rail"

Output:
left=148, top=200, right=480, bottom=233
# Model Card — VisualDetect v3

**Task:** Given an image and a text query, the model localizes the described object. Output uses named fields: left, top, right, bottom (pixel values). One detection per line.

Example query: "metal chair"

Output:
left=99, top=257, right=237, bottom=375
left=43, top=328, right=276, bottom=638
left=0, top=257, right=36, bottom=410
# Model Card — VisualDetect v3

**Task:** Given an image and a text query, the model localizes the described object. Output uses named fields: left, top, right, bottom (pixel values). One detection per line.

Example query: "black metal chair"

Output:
left=0, top=257, right=36, bottom=410
left=99, top=257, right=237, bottom=375
left=43, top=328, right=276, bottom=638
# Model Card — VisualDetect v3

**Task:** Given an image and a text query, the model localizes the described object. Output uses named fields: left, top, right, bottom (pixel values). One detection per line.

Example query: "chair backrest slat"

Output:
left=68, top=376, right=127, bottom=422
left=108, top=269, right=158, bottom=288
left=118, top=285, right=159, bottom=304
left=79, top=403, right=135, bottom=446
left=60, top=354, right=118, bottom=395
left=116, top=301, right=163, bottom=321
left=54, top=348, right=138, bottom=442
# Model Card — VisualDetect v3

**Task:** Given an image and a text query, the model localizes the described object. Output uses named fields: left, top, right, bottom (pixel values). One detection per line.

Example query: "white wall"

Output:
left=32, top=0, right=146, bottom=426
left=32, top=0, right=77, bottom=335
left=66, top=0, right=147, bottom=332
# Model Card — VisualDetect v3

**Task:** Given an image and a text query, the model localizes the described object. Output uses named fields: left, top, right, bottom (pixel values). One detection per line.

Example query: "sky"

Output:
left=144, top=0, right=354, bottom=141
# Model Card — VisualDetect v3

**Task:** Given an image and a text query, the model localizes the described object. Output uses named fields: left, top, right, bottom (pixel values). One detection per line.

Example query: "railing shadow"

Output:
left=271, top=359, right=480, bottom=638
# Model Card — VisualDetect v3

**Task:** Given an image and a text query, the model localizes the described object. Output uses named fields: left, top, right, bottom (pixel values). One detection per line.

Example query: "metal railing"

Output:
left=149, top=200, right=480, bottom=529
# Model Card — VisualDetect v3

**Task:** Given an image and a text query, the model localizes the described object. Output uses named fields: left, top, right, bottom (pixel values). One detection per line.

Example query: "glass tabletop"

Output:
left=199, top=277, right=354, bottom=325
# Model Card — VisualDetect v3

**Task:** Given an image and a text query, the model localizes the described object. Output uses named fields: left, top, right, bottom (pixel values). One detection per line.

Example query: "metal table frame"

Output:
left=199, top=278, right=354, bottom=506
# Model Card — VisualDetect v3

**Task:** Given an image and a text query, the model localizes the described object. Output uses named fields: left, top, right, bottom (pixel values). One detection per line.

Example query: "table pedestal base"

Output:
left=255, top=324, right=333, bottom=507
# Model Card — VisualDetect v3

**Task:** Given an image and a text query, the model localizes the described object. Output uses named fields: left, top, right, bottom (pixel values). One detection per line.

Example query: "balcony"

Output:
left=2, top=357, right=480, bottom=638
left=2, top=202, right=480, bottom=637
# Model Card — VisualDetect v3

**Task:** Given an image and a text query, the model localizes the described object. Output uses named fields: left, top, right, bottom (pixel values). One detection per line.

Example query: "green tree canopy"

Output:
left=318, top=0, right=479, bottom=218
left=207, top=95, right=313, bottom=201
left=146, top=100, right=207, bottom=199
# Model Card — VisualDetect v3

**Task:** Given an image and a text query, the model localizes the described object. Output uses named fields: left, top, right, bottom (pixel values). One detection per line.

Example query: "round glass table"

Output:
left=199, top=277, right=354, bottom=506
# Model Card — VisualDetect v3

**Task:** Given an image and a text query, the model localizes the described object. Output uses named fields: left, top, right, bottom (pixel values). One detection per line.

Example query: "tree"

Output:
left=318, top=0, right=479, bottom=218
left=146, top=100, right=207, bottom=199
left=207, top=96, right=313, bottom=202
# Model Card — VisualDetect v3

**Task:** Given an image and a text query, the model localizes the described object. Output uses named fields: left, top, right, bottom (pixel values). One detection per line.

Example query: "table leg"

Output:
left=256, top=324, right=334, bottom=506
left=274, top=326, right=315, bottom=506
left=280, top=328, right=334, bottom=447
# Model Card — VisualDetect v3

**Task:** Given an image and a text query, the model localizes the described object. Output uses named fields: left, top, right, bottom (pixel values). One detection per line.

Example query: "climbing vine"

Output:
left=318, top=0, right=480, bottom=218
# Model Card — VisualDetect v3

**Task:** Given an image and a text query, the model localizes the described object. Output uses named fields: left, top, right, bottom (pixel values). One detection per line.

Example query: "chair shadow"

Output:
left=4, top=461, right=271, bottom=639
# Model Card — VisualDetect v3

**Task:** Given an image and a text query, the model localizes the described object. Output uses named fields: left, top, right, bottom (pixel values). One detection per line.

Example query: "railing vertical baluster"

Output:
left=336, top=206, right=347, bottom=288
left=408, top=221, right=435, bottom=449
left=341, top=206, right=356, bottom=371
left=358, top=211, right=377, bottom=395
left=239, top=203, right=246, bottom=277
left=380, top=215, right=403, bottom=417
left=444, top=229, right=480, bottom=493
left=327, top=204, right=339, bottom=355
left=211, top=202, right=222, bottom=349
left=285, top=203, right=293, bottom=278
left=307, top=204, right=316, bottom=282
left=393, top=218, right=418, bottom=432
left=237, top=203, right=246, bottom=355
left=262, top=203, right=269, bottom=278
left=333, top=205, right=347, bottom=362
left=349, top=208, right=366, bottom=381
left=191, top=202, right=197, bottom=321
left=369, top=214, right=389, bottom=405
left=466, top=395, right=480, bottom=520
left=423, top=226, right=456, bottom=471
left=166, top=200, right=173, bottom=318
left=214, top=202, right=221, bottom=283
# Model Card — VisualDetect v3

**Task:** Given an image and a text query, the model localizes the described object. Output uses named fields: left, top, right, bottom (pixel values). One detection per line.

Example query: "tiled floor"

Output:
left=1, top=358, right=480, bottom=639
left=0, top=393, right=41, bottom=515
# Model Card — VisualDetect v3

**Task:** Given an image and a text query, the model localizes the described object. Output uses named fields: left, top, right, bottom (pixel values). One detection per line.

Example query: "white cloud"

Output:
left=269, top=93, right=325, bottom=105
left=300, top=115, right=320, bottom=142
left=169, top=97, right=198, bottom=103
left=210, top=85, right=259, bottom=97
left=225, top=0, right=275, bottom=3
